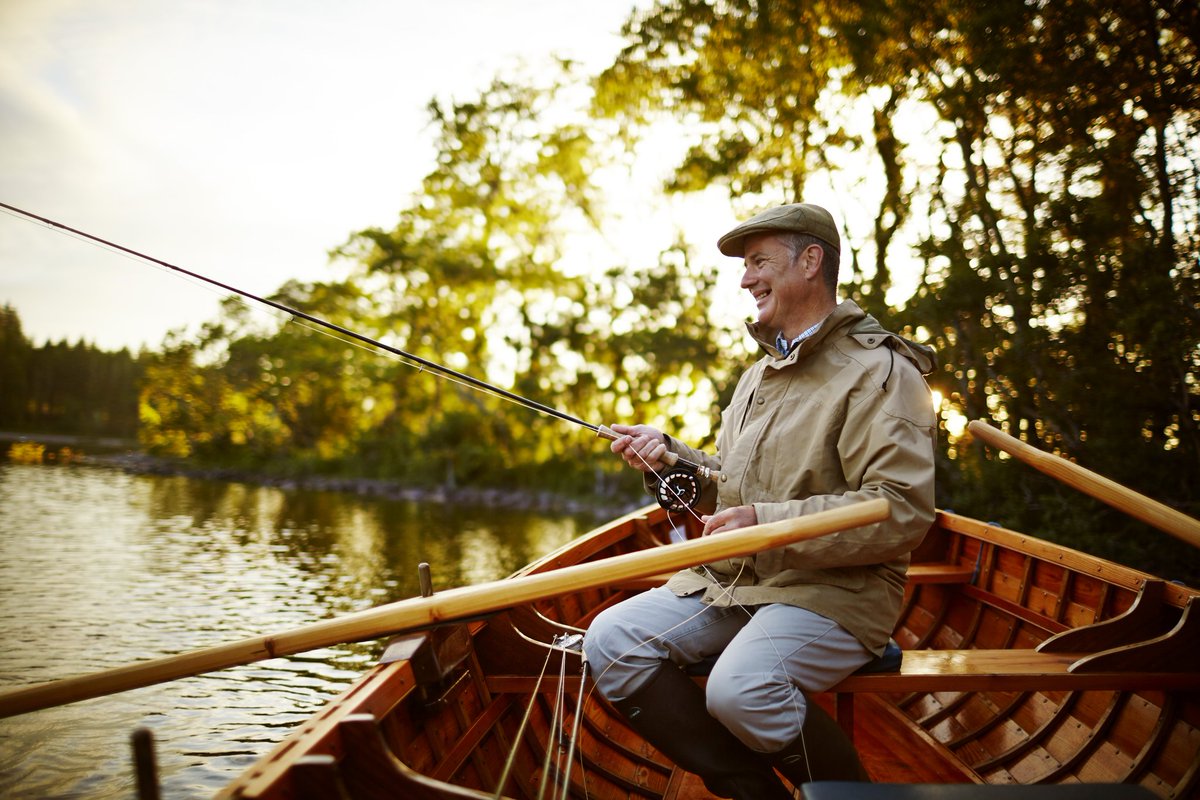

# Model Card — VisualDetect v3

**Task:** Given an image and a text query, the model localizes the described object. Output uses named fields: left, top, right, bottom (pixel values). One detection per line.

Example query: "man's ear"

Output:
left=802, top=244, right=824, bottom=279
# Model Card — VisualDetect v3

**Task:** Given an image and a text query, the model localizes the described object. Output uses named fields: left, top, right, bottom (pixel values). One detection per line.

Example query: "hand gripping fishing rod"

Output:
left=2, top=202, right=724, bottom=510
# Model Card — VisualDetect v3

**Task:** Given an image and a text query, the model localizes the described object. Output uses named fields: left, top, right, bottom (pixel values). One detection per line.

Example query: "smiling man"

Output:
left=584, top=203, right=938, bottom=798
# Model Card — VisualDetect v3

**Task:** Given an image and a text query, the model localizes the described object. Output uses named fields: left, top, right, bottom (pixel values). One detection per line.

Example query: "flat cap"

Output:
left=717, top=203, right=840, bottom=257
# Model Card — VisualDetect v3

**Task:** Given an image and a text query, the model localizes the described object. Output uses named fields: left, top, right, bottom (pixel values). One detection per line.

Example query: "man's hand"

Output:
left=700, top=505, right=757, bottom=536
left=609, top=423, right=668, bottom=473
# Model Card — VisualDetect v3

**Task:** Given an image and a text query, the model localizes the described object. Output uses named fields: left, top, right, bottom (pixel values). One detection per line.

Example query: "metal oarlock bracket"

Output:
left=553, top=633, right=584, bottom=653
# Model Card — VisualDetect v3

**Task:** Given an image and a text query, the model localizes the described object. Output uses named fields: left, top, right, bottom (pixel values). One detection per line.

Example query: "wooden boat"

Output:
left=217, top=497, right=1200, bottom=799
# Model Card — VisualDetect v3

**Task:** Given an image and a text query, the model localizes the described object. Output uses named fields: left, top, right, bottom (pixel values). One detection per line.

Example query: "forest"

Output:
left=0, top=304, right=141, bottom=440
left=5, top=0, right=1198, bottom=582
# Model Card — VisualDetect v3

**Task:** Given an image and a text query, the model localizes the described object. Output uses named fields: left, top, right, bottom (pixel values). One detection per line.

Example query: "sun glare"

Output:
left=932, top=390, right=969, bottom=439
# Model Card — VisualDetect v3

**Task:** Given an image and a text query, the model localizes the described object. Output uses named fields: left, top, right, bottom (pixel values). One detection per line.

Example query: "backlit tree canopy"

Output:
left=18, top=0, right=1193, bottom=580
left=596, top=0, right=1198, bottom=558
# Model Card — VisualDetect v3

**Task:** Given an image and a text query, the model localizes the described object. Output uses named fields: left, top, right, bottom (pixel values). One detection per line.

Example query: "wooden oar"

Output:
left=0, top=498, right=889, bottom=719
left=968, top=419, right=1200, bottom=550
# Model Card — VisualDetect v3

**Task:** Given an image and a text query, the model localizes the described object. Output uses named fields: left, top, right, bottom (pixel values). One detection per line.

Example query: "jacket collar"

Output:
left=746, top=300, right=863, bottom=360
left=745, top=300, right=937, bottom=375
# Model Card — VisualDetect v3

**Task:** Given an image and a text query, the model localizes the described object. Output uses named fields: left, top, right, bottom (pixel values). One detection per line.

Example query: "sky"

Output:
left=0, top=0, right=675, bottom=351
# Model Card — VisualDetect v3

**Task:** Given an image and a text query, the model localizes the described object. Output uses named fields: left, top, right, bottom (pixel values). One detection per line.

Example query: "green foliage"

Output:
left=59, top=1, right=1200, bottom=583
left=132, top=63, right=732, bottom=501
left=879, top=0, right=1200, bottom=572
left=593, top=0, right=1199, bottom=581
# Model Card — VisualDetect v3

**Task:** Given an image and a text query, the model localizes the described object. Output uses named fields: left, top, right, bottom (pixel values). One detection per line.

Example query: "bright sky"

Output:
left=0, top=0, right=663, bottom=351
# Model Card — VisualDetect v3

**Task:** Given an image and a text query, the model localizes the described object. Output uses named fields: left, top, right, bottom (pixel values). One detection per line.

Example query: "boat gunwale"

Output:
left=935, top=511, right=1198, bottom=608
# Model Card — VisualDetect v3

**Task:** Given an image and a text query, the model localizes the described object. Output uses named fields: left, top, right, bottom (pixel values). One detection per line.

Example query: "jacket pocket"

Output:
left=720, top=393, right=752, bottom=441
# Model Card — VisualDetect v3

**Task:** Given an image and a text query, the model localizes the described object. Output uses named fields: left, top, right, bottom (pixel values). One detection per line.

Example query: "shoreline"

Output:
left=73, top=450, right=644, bottom=519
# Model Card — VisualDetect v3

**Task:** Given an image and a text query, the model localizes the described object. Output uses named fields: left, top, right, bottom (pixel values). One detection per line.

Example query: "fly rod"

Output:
left=1, top=201, right=724, bottom=504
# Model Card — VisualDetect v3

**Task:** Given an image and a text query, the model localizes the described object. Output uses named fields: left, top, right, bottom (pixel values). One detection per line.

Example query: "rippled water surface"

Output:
left=0, top=463, right=591, bottom=798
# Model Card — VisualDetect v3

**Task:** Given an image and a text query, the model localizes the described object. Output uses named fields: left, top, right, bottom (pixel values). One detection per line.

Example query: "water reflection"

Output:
left=0, top=463, right=594, bottom=798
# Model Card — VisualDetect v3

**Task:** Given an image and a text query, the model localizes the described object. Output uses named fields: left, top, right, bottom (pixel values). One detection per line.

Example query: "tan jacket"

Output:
left=662, top=300, right=937, bottom=655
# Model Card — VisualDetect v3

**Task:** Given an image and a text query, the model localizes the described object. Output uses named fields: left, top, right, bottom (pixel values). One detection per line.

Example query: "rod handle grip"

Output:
left=597, top=425, right=726, bottom=483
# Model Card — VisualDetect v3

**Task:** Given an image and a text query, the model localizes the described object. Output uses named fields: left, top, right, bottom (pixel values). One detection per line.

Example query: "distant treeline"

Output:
left=0, top=304, right=141, bottom=439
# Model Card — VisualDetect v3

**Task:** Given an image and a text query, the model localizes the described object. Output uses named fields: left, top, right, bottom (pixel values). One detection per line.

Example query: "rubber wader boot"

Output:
left=769, top=697, right=869, bottom=787
left=611, top=662, right=793, bottom=800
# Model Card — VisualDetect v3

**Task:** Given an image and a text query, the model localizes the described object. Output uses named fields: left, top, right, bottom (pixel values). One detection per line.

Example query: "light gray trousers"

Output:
left=583, top=586, right=871, bottom=754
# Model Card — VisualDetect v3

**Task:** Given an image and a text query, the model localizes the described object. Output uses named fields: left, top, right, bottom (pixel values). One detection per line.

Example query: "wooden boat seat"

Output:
left=830, top=646, right=1200, bottom=694
left=904, top=564, right=976, bottom=583
left=827, top=587, right=1200, bottom=734
left=661, top=581, right=1200, bottom=736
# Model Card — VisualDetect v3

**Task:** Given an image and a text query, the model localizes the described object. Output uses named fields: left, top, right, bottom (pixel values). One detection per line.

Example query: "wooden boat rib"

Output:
left=218, top=505, right=1200, bottom=799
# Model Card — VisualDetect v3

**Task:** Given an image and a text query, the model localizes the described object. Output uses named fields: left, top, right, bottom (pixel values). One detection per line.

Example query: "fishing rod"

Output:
left=2, top=201, right=723, bottom=510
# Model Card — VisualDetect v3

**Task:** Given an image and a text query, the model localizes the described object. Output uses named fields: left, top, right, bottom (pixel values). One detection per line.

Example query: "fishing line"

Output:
left=3, top=201, right=723, bottom=508
left=493, top=646, right=554, bottom=800
left=10, top=200, right=810, bottom=778
left=584, top=445, right=814, bottom=786
left=558, top=649, right=588, bottom=800
left=537, top=650, right=566, bottom=800
left=0, top=201, right=598, bottom=430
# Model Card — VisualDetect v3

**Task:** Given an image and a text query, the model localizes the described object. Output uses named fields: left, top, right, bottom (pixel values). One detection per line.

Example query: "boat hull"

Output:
left=220, top=507, right=1200, bottom=799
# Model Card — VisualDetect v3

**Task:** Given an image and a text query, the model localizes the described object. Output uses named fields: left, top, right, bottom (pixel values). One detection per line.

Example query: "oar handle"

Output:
left=597, top=424, right=727, bottom=483
left=968, top=419, right=1200, bottom=550
left=0, top=499, right=889, bottom=718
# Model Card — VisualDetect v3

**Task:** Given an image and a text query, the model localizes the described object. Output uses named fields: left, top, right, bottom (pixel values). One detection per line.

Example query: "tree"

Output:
left=0, top=306, right=141, bottom=439
left=0, top=304, right=31, bottom=429
left=591, top=0, right=1199, bottom=579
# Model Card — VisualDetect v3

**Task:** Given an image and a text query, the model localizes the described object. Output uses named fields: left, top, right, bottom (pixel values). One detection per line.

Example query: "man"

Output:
left=582, top=203, right=937, bottom=798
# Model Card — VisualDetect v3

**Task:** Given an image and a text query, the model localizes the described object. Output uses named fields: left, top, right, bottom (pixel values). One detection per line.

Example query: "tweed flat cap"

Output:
left=717, top=203, right=841, bottom=257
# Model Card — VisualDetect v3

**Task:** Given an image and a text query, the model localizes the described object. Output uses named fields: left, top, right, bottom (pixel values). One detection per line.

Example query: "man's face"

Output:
left=739, top=233, right=815, bottom=337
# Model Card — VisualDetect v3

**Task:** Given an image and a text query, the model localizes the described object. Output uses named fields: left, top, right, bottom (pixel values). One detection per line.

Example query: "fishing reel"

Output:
left=655, top=467, right=703, bottom=513
left=594, top=425, right=722, bottom=514
left=652, top=452, right=726, bottom=514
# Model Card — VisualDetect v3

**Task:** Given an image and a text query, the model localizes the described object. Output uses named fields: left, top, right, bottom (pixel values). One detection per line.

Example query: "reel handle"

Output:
left=596, top=425, right=727, bottom=483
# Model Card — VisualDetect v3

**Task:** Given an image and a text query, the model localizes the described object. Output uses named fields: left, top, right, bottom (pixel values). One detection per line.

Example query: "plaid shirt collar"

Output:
left=775, top=319, right=823, bottom=357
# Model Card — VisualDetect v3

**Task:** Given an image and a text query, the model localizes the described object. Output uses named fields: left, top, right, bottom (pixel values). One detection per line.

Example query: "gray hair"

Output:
left=779, top=232, right=840, bottom=295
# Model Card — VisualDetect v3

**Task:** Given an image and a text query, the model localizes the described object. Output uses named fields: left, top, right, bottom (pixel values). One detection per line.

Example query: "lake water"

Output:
left=0, top=462, right=596, bottom=798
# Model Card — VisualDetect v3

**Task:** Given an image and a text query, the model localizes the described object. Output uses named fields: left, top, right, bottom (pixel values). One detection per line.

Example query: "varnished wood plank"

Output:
left=1039, top=580, right=1178, bottom=654
left=944, top=690, right=1028, bottom=748
left=227, top=661, right=420, bottom=798
left=961, top=584, right=1070, bottom=637
left=1071, top=597, right=1200, bottom=674
left=970, top=691, right=1081, bottom=772
left=338, top=714, right=495, bottom=799
left=908, top=564, right=977, bottom=583
left=1036, top=691, right=1126, bottom=784
left=430, top=693, right=513, bottom=781
left=936, top=512, right=1200, bottom=609
left=851, top=694, right=977, bottom=784
left=291, top=756, right=351, bottom=800
left=661, top=769, right=720, bottom=800
left=831, top=651, right=1200, bottom=693
left=1122, top=694, right=1177, bottom=785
